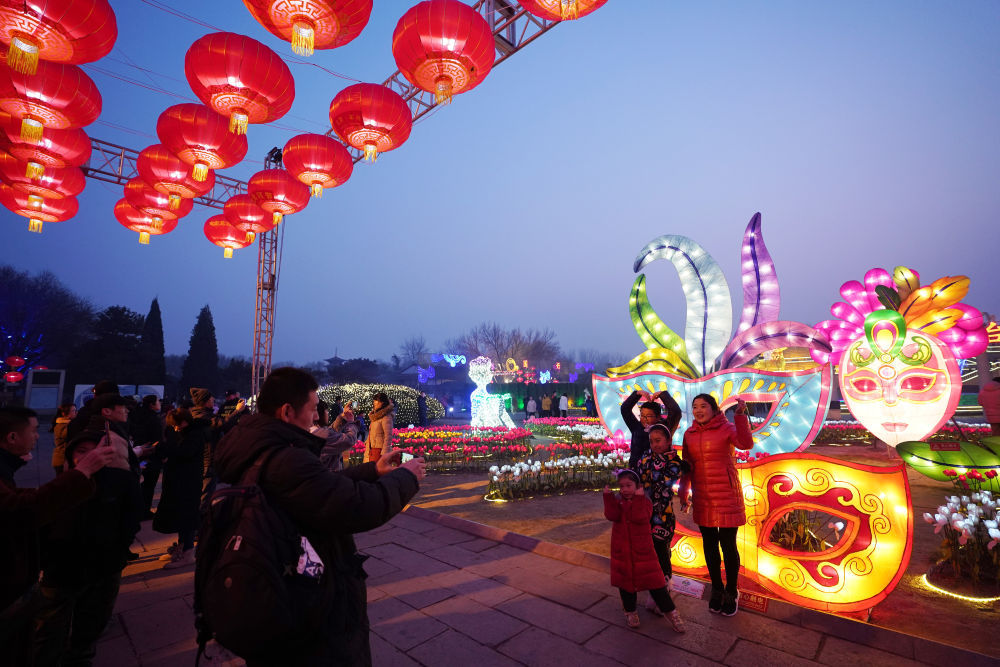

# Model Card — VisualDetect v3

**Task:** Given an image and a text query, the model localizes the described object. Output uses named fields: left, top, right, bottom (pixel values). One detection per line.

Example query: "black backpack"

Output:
left=194, top=448, right=326, bottom=663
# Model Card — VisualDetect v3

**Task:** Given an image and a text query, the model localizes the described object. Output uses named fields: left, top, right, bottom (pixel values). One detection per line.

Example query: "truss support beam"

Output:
left=252, top=226, right=280, bottom=397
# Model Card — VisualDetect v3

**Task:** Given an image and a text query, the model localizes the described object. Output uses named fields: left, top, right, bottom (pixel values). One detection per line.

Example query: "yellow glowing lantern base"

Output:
left=363, top=144, right=378, bottom=162
left=272, top=212, right=283, bottom=225
left=291, top=20, right=315, bottom=56
left=229, top=110, right=249, bottom=135
left=7, top=34, right=40, bottom=75
left=27, top=194, right=43, bottom=209
left=139, top=231, right=150, bottom=245
left=434, top=77, right=454, bottom=105
left=192, top=162, right=209, bottom=182
left=20, top=116, right=43, bottom=143
left=168, top=194, right=182, bottom=210
left=245, top=232, right=256, bottom=243
left=310, top=182, right=323, bottom=198
left=223, top=247, right=233, bottom=259
left=671, top=453, right=913, bottom=612
left=25, top=161, right=44, bottom=179
left=27, top=218, right=43, bottom=233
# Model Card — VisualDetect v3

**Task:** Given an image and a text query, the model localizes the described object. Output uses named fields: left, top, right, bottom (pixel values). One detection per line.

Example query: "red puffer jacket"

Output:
left=679, top=412, right=752, bottom=528
left=604, top=491, right=666, bottom=593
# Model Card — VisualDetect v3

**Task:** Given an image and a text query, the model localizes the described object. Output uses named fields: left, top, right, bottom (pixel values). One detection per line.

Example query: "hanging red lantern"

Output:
left=248, top=169, right=310, bottom=224
left=156, top=103, right=248, bottom=182
left=0, top=59, right=101, bottom=141
left=242, top=0, right=372, bottom=56
left=329, top=83, right=412, bottom=162
left=0, top=0, right=117, bottom=75
left=114, top=198, right=177, bottom=245
left=136, top=143, right=215, bottom=209
left=5, top=355, right=25, bottom=366
left=185, top=32, right=295, bottom=135
left=124, top=177, right=193, bottom=220
left=391, top=0, right=494, bottom=105
left=4, top=371, right=24, bottom=383
left=0, top=183, right=75, bottom=232
left=0, top=150, right=84, bottom=199
left=204, top=214, right=251, bottom=258
left=281, top=133, right=353, bottom=197
left=518, top=0, right=608, bottom=21
left=223, top=193, right=271, bottom=243
left=0, top=118, right=90, bottom=177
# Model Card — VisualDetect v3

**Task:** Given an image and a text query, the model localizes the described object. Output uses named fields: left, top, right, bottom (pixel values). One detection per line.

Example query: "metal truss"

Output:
left=252, top=224, right=282, bottom=397
left=83, top=137, right=247, bottom=209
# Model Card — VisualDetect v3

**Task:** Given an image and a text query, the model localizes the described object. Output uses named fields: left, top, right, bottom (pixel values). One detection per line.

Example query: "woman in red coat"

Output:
left=678, top=394, right=752, bottom=616
left=604, top=470, right=685, bottom=633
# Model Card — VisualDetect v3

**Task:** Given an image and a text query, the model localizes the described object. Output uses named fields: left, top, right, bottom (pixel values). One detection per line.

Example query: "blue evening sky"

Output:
left=2, top=1, right=998, bottom=365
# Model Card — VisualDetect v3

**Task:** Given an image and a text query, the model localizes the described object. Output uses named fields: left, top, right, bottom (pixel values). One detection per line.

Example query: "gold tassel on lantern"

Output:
left=229, top=111, right=249, bottom=135
left=245, top=231, right=256, bottom=243
left=192, top=162, right=209, bottom=182
left=223, top=247, right=233, bottom=259
left=7, top=35, right=40, bottom=75
left=139, top=231, right=150, bottom=245
left=151, top=216, right=164, bottom=230
left=310, top=183, right=323, bottom=198
left=363, top=144, right=378, bottom=162
left=27, top=218, right=43, bottom=233
left=434, top=77, right=454, bottom=105
left=560, top=0, right=580, bottom=19
left=27, top=194, right=43, bottom=210
left=25, top=161, right=45, bottom=179
left=291, top=20, right=315, bottom=56
left=272, top=212, right=283, bottom=225
left=20, top=117, right=43, bottom=143
left=168, top=194, right=182, bottom=210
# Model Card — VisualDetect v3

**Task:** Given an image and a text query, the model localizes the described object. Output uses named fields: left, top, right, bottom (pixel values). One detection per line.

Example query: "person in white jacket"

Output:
left=364, top=393, right=394, bottom=463
left=559, top=393, right=569, bottom=418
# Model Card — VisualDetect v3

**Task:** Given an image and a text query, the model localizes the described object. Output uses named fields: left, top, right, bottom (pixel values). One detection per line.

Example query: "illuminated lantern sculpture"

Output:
left=4, top=371, right=24, bottom=383
left=124, top=177, right=193, bottom=220
left=114, top=198, right=177, bottom=245
left=156, top=103, right=248, bottom=182
left=594, top=214, right=833, bottom=457
left=223, top=193, right=270, bottom=243
left=281, top=133, right=353, bottom=197
left=242, top=0, right=372, bottom=56
left=329, top=83, right=412, bottom=162
left=519, top=0, right=609, bottom=21
left=0, top=0, right=117, bottom=75
left=0, top=151, right=84, bottom=199
left=468, top=356, right=516, bottom=429
left=0, top=118, right=90, bottom=177
left=0, top=183, right=76, bottom=232
left=813, top=268, right=984, bottom=446
left=247, top=169, right=309, bottom=225
left=136, top=144, right=215, bottom=210
left=184, top=32, right=295, bottom=135
left=391, top=0, right=494, bottom=105
left=204, top=214, right=251, bottom=258
left=0, top=59, right=101, bottom=141
left=670, top=453, right=913, bottom=613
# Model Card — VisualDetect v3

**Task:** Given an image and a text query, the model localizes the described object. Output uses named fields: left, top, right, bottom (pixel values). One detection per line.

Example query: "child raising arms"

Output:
left=604, top=470, right=685, bottom=633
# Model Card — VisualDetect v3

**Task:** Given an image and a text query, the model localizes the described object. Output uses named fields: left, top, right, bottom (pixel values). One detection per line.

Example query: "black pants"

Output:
left=140, top=459, right=163, bottom=513
left=652, top=539, right=672, bottom=579
left=699, top=526, right=739, bottom=595
left=619, top=587, right=675, bottom=613
left=32, top=571, right=122, bottom=666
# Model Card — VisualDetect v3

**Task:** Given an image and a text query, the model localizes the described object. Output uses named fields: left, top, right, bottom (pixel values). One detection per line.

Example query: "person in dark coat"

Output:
left=621, top=389, right=682, bottom=470
left=33, top=432, right=142, bottom=666
left=130, top=395, right=165, bottom=517
left=154, top=407, right=213, bottom=569
left=66, top=380, right=119, bottom=440
left=0, top=407, right=114, bottom=663
left=210, top=367, right=425, bottom=666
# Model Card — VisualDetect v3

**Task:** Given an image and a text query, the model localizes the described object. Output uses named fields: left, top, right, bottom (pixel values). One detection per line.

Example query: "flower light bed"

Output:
left=347, top=425, right=532, bottom=472
left=485, top=449, right=630, bottom=501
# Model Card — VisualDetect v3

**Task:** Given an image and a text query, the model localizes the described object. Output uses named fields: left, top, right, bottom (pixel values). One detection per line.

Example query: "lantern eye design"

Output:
left=848, top=374, right=879, bottom=396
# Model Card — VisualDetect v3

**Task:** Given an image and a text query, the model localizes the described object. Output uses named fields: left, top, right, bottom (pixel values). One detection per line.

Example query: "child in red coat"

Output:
left=604, top=469, right=685, bottom=633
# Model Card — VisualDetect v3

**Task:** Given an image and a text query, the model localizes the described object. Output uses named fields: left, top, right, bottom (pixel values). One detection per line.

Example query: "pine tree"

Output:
left=139, top=298, right=166, bottom=385
left=180, top=305, right=220, bottom=395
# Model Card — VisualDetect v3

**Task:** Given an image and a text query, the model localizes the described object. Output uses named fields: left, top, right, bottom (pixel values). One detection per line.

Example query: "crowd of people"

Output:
left=522, top=389, right=597, bottom=419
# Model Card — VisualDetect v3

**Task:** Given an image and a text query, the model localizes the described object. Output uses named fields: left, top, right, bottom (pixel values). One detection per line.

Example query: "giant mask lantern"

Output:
left=813, top=268, right=986, bottom=447
left=593, top=213, right=833, bottom=457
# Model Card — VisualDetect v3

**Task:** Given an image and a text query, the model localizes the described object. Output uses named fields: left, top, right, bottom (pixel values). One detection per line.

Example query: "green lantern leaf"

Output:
left=629, top=274, right=697, bottom=376
left=874, top=285, right=902, bottom=311
left=897, top=438, right=1000, bottom=492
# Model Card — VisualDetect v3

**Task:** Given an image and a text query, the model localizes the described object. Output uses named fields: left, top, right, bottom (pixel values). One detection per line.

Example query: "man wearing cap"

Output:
left=67, top=380, right=120, bottom=440
left=87, top=394, right=142, bottom=474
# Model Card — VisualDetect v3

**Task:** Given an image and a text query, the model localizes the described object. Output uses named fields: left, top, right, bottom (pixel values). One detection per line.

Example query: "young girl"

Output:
left=637, top=424, right=688, bottom=595
left=604, top=470, right=685, bottom=633
left=678, top=394, right=752, bottom=616
left=620, top=389, right=682, bottom=470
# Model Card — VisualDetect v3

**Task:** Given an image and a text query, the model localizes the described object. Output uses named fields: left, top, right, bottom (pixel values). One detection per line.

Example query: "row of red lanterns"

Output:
left=0, top=0, right=116, bottom=232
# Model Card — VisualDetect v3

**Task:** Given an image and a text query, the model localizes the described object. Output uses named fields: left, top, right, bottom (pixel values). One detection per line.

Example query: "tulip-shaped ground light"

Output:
left=0, top=0, right=118, bottom=75
left=205, top=214, right=251, bottom=258
left=223, top=193, right=271, bottom=243
left=248, top=169, right=310, bottom=224
left=137, top=144, right=215, bottom=210
left=0, top=184, right=76, bottom=232
left=329, top=83, right=412, bottom=162
left=281, top=133, right=353, bottom=197
left=114, top=198, right=178, bottom=245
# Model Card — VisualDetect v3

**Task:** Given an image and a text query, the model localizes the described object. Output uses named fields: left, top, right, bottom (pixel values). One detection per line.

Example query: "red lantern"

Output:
left=223, top=193, right=271, bottom=243
left=136, top=143, right=215, bottom=209
left=0, top=118, right=90, bottom=177
left=5, top=355, right=25, bottom=366
left=0, top=59, right=101, bottom=141
left=124, top=177, right=193, bottom=220
left=281, top=133, right=353, bottom=197
left=204, top=214, right=251, bottom=258
left=185, top=32, right=295, bottom=135
left=4, top=371, right=24, bottom=383
left=0, top=0, right=117, bottom=75
left=0, top=150, right=84, bottom=199
left=392, top=0, right=494, bottom=104
left=0, top=183, right=76, bottom=232
left=519, top=0, right=608, bottom=21
left=248, top=169, right=310, bottom=224
left=329, top=83, right=412, bottom=162
left=242, top=0, right=372, bottom=56
left=156, top=103, right=248, bottom=182
left=114, top=198, right=177, bottom=245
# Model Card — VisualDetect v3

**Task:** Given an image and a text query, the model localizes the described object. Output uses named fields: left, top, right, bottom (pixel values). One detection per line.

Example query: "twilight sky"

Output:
left=2, top=1, right=998, bottom=367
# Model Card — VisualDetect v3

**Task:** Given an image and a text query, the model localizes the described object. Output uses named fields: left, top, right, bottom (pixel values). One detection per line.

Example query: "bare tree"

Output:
left=399, top=335, right=430, bottom=367
left=446, top=322, right=560, bottom=367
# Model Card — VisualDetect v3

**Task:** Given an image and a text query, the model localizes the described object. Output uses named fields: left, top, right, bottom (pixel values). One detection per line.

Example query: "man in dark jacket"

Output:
left=0, top=407, right=114, bottom=663
left=210, top=367, right=425, bottom=665
left=66, top=380, right=120, bottom=440
left=130, top=394, right=164, bottom=517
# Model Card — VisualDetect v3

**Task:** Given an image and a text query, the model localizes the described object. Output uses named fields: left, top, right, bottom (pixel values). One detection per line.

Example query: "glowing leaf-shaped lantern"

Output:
left=114, top=198, right=177, bottom=245
left=136, top=144, right=215, bottom=210
left=281, top=133, right=353, bottom=197
left=242, top=0, right=372, bottom=56
left=0, top=183, right=76, bottom=232
left=0, top=59, right=101, bottom=141
left=0, top=0, right=117, bottom=75
left=392, top=0, right=494, bottom=104
left=248, top=169, right=309, bottom=225
left=223, top=193, right=271, bottom=243
left=329, top=83, right=412, bottom=162
left=204, top=213, right=251, bottom=258
left=156, top=104, right=248, bottom=182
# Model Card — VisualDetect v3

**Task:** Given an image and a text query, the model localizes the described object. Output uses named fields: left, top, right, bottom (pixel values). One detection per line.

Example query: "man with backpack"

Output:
left=201, top=367, right=425, bottom=666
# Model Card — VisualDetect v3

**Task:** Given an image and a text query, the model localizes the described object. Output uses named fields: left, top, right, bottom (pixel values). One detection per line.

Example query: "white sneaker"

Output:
left=162, top=548, right=195, bottom=569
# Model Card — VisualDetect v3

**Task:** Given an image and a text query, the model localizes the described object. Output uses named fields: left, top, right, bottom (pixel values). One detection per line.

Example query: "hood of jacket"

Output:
left=688, top=411, right=729, bottom=433
left=215, top=413, right=325, bottom=484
